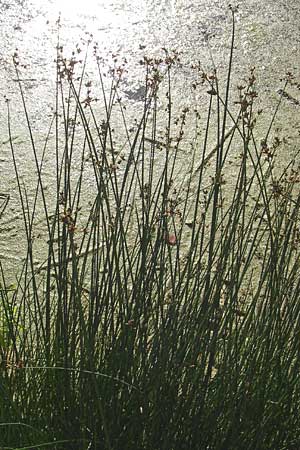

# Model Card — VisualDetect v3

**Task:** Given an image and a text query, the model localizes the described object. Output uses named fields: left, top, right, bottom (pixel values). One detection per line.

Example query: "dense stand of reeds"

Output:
left=1, top=9, right=300, bottom=449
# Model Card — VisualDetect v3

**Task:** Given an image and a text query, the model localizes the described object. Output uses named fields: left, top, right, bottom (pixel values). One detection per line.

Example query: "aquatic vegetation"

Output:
left=1, top=6, right=300, bottom=450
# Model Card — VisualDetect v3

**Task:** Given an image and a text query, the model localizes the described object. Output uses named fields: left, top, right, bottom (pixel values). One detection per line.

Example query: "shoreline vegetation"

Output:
left=2, top=7, right=300, bottom=449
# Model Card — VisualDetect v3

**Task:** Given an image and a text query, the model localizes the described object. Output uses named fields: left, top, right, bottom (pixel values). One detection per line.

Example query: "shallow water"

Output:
left=1, top=0, right=300, bottom=273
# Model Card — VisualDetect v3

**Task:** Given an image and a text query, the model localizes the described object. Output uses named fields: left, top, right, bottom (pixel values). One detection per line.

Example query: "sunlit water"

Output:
left=1, top=0, right=300, bottom=273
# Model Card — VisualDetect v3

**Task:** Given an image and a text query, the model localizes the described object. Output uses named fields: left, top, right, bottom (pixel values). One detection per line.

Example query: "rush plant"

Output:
left=1, top=7, right=300, bottom=450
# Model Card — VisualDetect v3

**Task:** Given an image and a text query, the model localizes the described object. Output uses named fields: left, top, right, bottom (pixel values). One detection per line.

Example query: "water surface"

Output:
left=1, top=0, right=300, bottom=272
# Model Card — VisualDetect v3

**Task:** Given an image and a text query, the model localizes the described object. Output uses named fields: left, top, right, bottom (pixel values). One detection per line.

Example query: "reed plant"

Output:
left=1, top=7, right=300, bottom=449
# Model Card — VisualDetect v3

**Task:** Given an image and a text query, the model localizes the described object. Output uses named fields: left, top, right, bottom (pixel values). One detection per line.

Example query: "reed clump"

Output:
left=1, top=8, right=300, bottom=450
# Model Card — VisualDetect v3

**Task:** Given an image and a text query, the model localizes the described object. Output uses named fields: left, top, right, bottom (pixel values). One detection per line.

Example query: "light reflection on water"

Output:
left=1, top=0, right=300, bottom=272
left=28, top=0, right=146, bottom=33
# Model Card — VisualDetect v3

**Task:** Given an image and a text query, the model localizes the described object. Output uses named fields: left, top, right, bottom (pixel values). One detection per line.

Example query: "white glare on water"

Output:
left=28, top=0, right=144, bottom=24
left=32, top=0, right=103, bottom=18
